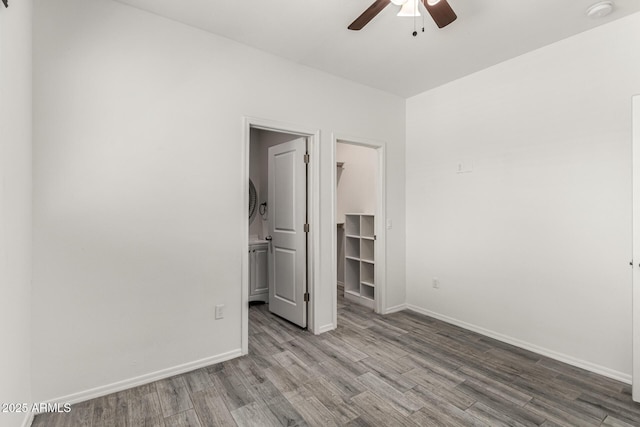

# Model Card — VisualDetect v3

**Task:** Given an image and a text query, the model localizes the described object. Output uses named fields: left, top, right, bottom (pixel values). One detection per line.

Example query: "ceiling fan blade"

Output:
left=348, top=0, right=391, bottom=30
left=422, top=0, right=457, bottom=28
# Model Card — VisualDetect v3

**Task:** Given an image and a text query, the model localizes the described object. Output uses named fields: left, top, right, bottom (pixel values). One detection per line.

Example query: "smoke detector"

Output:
left=586, top=1, right=614, bottom=18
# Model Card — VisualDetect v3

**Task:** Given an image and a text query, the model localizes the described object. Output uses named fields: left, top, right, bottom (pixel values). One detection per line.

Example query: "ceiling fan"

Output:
left=348, top=0, right=457, bottom=31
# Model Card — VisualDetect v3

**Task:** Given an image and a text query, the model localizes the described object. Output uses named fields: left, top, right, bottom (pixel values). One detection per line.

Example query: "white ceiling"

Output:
left=113, top=0, right=640, bottom=98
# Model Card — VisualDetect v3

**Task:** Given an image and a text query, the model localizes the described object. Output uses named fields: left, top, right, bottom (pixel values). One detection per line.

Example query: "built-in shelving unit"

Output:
left=344, top=214, right=375, bottom=309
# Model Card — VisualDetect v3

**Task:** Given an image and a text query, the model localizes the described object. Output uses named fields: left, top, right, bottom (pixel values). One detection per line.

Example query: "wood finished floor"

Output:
left=33, top=293, right=640, bottom=427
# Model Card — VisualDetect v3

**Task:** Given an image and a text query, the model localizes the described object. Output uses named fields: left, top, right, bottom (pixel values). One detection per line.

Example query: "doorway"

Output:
left=333, top=137, right=386, bottom=323
left=242, top=118, right=319, bottom=355
left=250, top=129, right=308, bottom=327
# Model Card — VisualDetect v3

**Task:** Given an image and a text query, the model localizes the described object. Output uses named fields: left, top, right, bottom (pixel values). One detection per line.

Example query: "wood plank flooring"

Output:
left=33, top=293, right=640, bottom=426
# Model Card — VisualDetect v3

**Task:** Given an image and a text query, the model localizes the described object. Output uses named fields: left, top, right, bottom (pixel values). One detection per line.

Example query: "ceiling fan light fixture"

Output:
left=586, top=1, right=614, bottom=18
left=348, top=0, right=456, bottom=31
left=397, top=0, right=421, bottom=17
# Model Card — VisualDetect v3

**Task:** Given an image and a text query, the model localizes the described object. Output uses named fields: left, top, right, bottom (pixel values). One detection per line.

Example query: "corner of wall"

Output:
left=0, top=0, right=33, bottom=426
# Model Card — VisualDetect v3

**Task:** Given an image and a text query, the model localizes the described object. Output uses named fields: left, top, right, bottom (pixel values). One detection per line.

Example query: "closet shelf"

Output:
left=343, top=214, right=375, bottom=310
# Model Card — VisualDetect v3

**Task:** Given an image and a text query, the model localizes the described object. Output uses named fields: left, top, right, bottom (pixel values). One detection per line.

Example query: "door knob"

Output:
left=265, top=236, right=272, bottom=241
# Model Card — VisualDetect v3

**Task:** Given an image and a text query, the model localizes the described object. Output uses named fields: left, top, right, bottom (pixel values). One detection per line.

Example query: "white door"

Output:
left=267, top=138, right=307, bottom=328
left=633, top=95, right=640, bottom=401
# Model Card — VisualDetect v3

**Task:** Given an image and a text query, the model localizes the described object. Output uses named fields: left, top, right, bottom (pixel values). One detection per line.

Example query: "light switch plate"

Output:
left=215, top=304, right=225, bottom=320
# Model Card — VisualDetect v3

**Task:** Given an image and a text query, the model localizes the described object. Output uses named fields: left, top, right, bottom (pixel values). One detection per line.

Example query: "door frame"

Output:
left=331, top=133, right=387, bottom=326
left=241, top=117, right=320, bottom=354
left=633, top=94, right=639, bottom=401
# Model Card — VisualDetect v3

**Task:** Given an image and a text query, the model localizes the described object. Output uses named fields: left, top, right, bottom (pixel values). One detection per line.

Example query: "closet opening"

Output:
left=335, top=139, right=385, bottom=317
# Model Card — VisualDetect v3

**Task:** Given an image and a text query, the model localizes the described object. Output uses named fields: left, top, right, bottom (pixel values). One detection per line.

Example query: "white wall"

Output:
left=406, top=12, right=640, bottom=380
left=32, top=0, right=405, bottom=401
left=0, top=1, right=33, bottom=426
left=336, top=143, right=378, bottom=223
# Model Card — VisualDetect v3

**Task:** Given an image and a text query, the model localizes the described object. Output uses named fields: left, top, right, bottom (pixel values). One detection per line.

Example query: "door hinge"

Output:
left=304, top=153, right=310, bottom=164
left=304, top=223, right=310, bottom=233
left=304, top=292, right=310, bottom=302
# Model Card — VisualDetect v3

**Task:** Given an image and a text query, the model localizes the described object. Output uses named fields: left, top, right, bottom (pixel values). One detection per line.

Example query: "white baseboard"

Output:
left=405, top=304, right=631, bottom=385
left=45, top=349, right=243, bottom=406
left=382, top=303, right=407, bottom=315
left=316, top=323, right=336, bottom=334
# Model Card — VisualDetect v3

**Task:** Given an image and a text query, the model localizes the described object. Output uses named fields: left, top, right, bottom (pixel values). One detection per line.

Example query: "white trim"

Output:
left=242, top=117, right=320, bottom=339
left=375, top=143, right=387, bottom=315
left=330, top=136, right=338, bottom=331
left=332, top=134, right=387, bottom=320
left=406, top=304, right=631, bottom=384
left=632, top=94, right=640, bottom=400
left=309, top=128, right=321, bottom=334
left=316, top=323, right=337, bottom=334
left=241, top=118, right=250, bottom=355
left=382, top=303, right=407, bottom=315
left=21, top=413, right=34, bottom=427
left=42, top=349, right=242, bottom=406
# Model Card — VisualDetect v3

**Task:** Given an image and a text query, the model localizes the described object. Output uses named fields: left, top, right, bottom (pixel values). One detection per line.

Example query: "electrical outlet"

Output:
left=432, top=278, right=440, bottom=289
left=215, top=304, right=225, bottom=320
